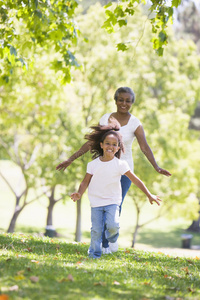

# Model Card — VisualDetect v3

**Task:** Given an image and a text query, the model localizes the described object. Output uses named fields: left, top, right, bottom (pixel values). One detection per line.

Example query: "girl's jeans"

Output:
left=102, top=175, right=131, bottom=248
left=88, top=204, right=120, bottom=259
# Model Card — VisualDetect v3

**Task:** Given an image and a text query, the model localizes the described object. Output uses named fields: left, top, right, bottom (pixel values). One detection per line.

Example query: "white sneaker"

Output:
left=109, top=241, right=118, bottom=252
left=102, top=247, right=112, bottom=254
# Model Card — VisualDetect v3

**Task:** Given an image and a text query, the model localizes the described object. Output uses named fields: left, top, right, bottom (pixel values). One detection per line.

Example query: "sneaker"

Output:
left=102, top=247, right=112, bottom=254
left=109, top=241, right=118, bottom=252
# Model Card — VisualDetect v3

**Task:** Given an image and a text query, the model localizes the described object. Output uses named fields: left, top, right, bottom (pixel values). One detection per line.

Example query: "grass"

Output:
left=1, top=233, right=200, bottom=300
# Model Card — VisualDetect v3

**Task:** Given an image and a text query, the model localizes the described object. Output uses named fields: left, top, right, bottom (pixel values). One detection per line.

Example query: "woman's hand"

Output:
left=148, top=194, right=162, bottom=206
left=70, top=192, right=81, bottom=202
left=155, top=167, right=171, bottom=177
left=56, top=160, right=72, bottom=171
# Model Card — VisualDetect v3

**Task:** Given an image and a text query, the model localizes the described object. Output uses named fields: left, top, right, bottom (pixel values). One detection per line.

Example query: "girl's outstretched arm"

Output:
left=124, top=170, right=162, bottom=206
left=56, top=141, right=90, bottom=171
left=134, top=126, right=171, bottom=177
left=70, top=173, right=92, bottom=202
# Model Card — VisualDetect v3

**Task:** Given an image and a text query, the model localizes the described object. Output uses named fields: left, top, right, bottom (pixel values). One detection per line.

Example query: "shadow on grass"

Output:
left=0, top=233, right=89, bottom=257
left=82, top=231, right=91, bottom=239
left=0, top=225, right=77, bottom=241
left=135, top=227, right=200, bottom=249
left=1, top=225, right=199, bottom=252
left=0, top=226, right=45, bottom=235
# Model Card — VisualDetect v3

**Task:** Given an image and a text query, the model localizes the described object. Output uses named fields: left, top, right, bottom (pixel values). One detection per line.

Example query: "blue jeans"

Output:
left=88, top=204, right=120, bottom=259
left=102, top=175, right=131, bottom=248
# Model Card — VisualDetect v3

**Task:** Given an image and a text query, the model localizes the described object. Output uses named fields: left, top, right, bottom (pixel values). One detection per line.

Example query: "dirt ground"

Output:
left=135, top=243, right=200, bottom=259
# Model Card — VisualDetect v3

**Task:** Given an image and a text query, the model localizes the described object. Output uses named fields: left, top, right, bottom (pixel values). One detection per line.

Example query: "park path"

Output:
left=135, top=243, right=200, bottom=259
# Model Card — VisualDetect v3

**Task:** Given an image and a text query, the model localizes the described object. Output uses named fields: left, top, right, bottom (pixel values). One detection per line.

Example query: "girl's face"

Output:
left=115, top=92, right=133, bottom=113
left=100, top=134, right=120, bottom=159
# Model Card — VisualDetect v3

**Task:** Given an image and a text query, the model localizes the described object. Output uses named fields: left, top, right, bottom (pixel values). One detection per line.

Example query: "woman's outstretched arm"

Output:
left=134, top=125, right=171, bottom=177
left=56, top=141, right=90, bottom=171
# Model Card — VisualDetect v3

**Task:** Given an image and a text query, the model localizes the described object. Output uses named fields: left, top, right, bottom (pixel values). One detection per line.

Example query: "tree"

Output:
left=37, top=116, right=88, bottom=238
left=0, top=0, right=79, bottom=84
left=0, top=0, right=183, bottom=84
left=102, top=0, right=181, bottom=55
left=0, top=126, right=44, bottom=232
left=0, top=49, right=81, bottom=233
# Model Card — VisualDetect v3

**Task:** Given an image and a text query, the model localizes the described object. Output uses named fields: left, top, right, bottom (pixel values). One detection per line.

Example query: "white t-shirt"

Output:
left=99, top=113, right=141, bottom=171
left=87, top=157, right=130, bottom=208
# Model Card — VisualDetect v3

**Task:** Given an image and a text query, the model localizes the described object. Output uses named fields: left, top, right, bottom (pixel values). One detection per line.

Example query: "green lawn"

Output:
left=1, top=233, right=200, bottom=300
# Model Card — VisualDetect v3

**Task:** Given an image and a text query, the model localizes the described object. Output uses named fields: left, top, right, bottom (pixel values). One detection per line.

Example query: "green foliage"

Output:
left=0, top=0, right=184, bottom=84
left=1, top=233, right=200, bottom=299
left=0, top=0, right=79, bottom=83
left=102, top=0, right=181, bottom=55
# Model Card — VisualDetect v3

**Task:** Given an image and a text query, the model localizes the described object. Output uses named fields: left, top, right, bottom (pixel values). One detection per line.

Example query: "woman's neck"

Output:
left=115, top=111, right=130, bottom=117
left=111, top=112, right=131, bottom=126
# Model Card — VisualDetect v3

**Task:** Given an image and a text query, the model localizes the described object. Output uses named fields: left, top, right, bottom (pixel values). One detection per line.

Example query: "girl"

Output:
left=70, top=120, right=162, bottom=259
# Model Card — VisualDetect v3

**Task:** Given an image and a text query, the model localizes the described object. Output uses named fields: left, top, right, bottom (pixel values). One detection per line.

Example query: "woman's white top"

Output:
left=99, top=113, right=141, bottom=171
left=87, top=157, right=130, bottom=207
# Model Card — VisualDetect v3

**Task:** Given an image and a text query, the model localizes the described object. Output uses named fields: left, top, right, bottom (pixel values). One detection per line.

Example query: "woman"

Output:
left=56, top=87, right=171, bottom=252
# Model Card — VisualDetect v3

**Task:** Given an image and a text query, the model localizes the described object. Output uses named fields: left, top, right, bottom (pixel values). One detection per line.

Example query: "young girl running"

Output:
left=70, top=119, right=161, bottom=259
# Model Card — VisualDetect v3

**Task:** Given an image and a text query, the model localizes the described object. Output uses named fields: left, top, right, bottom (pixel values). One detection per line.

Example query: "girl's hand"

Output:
left=70, top=192, right=81, bottom=202
left=148, top=195, right=162, bottom=206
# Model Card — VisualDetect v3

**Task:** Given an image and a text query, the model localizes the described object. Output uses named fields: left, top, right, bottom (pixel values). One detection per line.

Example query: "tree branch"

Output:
left=25, top=144, right=41, bottom=170
left=13, top=132, right=23, bottom=168
left=139, top=204, right=173, bottom=228
left=0, top=170, right=16, bottom=196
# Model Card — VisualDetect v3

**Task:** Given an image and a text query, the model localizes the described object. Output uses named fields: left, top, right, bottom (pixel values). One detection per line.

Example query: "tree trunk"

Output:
left=187, top=218, right=200, bottom=232
left=131, top=204, right=140, bottom=248
left=45, top=187, right=57, bottom=237
left=75, top=198, right=82, bottom=242
left=131, top=224, right=140, bottom=248
left=7, top=207, right=22, bottom=233
left=187, top=196, right=200, bottom=232
left=46, top=201, right=56, bottom=226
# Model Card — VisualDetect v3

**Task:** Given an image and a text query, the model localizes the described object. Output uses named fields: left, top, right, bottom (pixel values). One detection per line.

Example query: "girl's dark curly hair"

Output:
left=85, top=118, right=125, bottom=159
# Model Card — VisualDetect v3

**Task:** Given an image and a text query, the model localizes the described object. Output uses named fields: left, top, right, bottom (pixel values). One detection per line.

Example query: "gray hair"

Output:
left=114, top=87, right=135, bottom=103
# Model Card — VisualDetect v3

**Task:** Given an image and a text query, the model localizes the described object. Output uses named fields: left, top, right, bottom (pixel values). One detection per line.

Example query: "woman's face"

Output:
left=115, top=92, right=133, bottom=113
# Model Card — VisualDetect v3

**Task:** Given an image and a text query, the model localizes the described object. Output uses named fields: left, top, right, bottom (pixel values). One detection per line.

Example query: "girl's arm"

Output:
left=125, top=170, right=162, bottom=206
left=134, top=125, right=171, bottom=177
left=70, top=173, right=92, bottom=202
left=56, top=141, right=90, bottom=171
